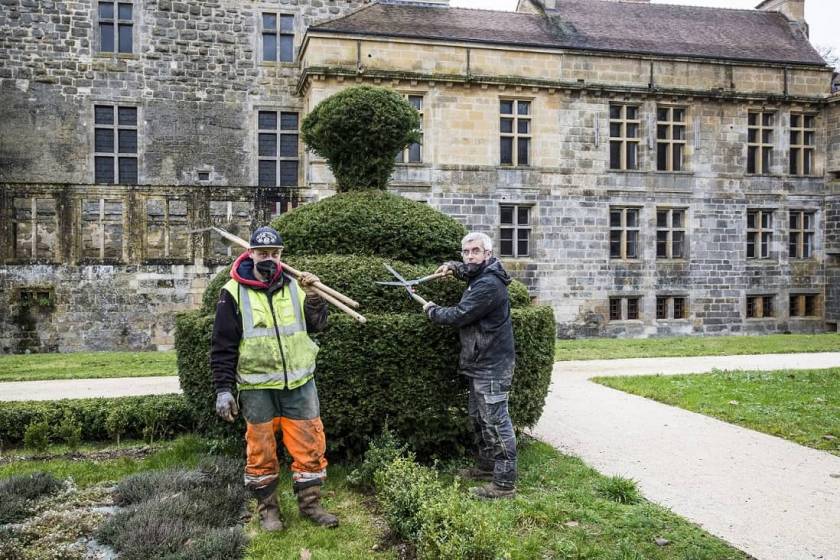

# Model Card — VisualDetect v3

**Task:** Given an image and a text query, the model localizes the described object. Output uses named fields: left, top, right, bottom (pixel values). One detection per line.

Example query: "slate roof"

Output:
left=309, top=0, right=826, bottom=66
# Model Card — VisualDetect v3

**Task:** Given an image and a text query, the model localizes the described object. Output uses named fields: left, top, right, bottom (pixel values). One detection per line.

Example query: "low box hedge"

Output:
left=0, top=394, right=195, bottom=447
left=176, top=304, right=555, bottom=459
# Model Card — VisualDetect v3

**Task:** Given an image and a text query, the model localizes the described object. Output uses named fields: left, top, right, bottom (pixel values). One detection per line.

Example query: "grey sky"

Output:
left=448, top=0, right=840, bottom=60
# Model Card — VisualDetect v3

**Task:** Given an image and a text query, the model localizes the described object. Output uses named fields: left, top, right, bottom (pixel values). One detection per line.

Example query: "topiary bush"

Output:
left=302, top=86, right=421, bottom=191
left=271, top=191, right=466, bottom=263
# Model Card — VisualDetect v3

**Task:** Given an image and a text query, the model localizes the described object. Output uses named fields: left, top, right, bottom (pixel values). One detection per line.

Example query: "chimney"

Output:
left=755, top=0, right=808, bottom=36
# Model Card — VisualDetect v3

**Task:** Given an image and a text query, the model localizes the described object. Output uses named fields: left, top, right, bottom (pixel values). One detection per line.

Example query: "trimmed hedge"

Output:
left=271, top=191, right=466, bottom=263
left=200, top=254, right=532, bottom=315
left=0, top=394, right=195, bottom=447
left=176, top=304, right=555, bottom=459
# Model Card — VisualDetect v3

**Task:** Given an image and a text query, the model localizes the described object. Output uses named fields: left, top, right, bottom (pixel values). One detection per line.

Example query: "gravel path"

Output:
left=532, top=352, right=840, bottom=560
left=0, top=376, right=181, bottom=401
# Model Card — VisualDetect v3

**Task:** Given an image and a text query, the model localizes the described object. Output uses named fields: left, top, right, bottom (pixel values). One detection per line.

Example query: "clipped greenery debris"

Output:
left=0, top=394, right=195, bottom=447
left=301, top=86, right=421, bottom=191
left=177, top=304, right=555, bottom=459
left=97, top=456, right=248, bottom=560
left=200, top=254, right=531, bottom=316
left=0, top=472, right=62, bottom=524
left=271, top=191, right=466, bottom=263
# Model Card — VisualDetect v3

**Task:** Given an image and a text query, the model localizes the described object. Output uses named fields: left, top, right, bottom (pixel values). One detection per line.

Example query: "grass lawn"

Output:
left=596, top=368, right=840, bottom=455
left=555, top=333, right=840, bottom=361
left=1, top=435, right=746, bottom=559
left=0, top=350, right=177, bottom=382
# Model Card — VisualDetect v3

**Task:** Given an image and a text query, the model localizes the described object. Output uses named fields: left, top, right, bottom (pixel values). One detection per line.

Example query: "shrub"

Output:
left=0, top=472, right=61, bottom=523
left=347, top=425, right=413, bottom=492
left=301, top=86, right=421, bottom=191
left=23, top=420, right=50, bottom=451
left=178, top=304, right=554, bottom=459
left=200, top=254, right=531, bottom=316
left=374, top=456, right=441, bottom=540
left=0, top=394, right=195, bottom=446
left=53, top=412, right=82, bottom=450
left=271, top=191, right=466, bottom=263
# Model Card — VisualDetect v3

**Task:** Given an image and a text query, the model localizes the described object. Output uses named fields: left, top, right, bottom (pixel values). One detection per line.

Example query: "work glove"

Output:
left=299, top=272, right=321, bottom=297
left=422, top=300, right=437, bottom=315
left=215, top=391, right=239, bottom=423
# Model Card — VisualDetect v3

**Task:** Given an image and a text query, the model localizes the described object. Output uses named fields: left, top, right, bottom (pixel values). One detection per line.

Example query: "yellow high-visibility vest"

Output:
left=223, top=276, right=319, bottom=390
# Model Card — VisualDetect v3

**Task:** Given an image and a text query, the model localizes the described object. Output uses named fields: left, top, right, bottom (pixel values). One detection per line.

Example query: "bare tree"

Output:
left=815, top=44, right=839, bottom=70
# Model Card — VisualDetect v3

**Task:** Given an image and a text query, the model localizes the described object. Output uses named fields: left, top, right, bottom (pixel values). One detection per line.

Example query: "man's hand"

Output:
left=422, top=300, right=437, bottom=314
left=434, top=264, right=453, bottom=276
left=215, top=391, right=239, bottom=422
left=298, top=272, right=321, bottom=296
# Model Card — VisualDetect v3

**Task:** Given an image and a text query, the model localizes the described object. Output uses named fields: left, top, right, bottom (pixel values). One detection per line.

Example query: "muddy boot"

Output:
left=471, top=482, right=516, bottom=500
left=253, top=482, right=284, bottom=531
left=295, top=484, right=339, bottom=528
left=457, top=466, right=494, bottom=481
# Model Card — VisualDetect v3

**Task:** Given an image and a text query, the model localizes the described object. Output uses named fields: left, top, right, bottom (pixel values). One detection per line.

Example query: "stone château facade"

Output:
left=1, top=0, right=838, bottom=352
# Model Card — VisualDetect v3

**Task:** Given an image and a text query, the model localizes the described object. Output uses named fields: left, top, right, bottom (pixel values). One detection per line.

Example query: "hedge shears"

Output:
left=377, top=264, right=446, bottom=307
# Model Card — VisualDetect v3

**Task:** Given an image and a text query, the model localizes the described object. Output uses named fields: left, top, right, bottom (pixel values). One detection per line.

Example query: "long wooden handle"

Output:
left=209, top=226, right=365, bottom=323
left=281, top=262, right=360, bottom=309
left=409, top=292, right=429, bottom=307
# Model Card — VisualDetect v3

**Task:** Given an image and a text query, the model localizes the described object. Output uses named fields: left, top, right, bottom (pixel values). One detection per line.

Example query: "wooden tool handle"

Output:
left=281, top=262, right=360, bottom=309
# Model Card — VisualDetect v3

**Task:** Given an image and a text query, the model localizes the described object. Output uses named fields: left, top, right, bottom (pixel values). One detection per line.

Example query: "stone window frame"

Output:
left=655, top=106, right=687, bottom=172
left=655, top=207, right=687, bottom=260
left=788, top=291, right=821, bottom=318
left=747, top=111, right=775, bottom=175
left=78, top=197, right=126, bottom=264
left=609, top=206, right=641, bottom=260
left=256, top=108, right=300, bottom=188
left=92, top=102, right=141, bottom=185
left=499, top=98, right=532, bottom=167
left=395, top=93, right=425, bottom=165
left=10, top=196, right=60, bottom=263
left=260, top=12, right=295, bottom=64
left=656, top=294, right=688, bottom=320
left=609, top=104, right=641, bottom=171
left=499, top=203, right=532, bottom=258
left=789, top=112, right=816, bottom=176
left=746, top=208, right=774, bottom=259
left=141, top=195, right=192, bottom=263
left=95, top=0, right=139, bottom=57
left=788, top=209, right=816, bottom=259
left=746, top=293, right=775, bottom=319
left=608, top=295, right=642, bottom=321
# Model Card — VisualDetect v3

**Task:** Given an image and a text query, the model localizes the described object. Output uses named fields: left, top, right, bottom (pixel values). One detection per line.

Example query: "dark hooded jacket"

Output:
left=427, top=257, right=515, bottom=379
left=210, top=252, right=328, bottom=394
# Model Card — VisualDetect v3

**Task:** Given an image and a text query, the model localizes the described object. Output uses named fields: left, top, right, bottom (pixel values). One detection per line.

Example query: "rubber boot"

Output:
left=295, top=484, right=339, bottom=528
left=471, top=481, right=516, bottom=500
left=457, top=466, right=494, bottom=481
left=253, top=481, right=284, bottom=531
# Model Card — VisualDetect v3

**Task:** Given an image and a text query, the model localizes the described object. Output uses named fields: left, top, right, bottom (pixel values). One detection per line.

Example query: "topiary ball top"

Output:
left=272, top=191, right=467, bottom=264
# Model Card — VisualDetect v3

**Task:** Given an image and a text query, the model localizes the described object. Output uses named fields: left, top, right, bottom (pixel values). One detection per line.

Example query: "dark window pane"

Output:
left=517, top=207, right=529, bottom=226
left=609, top=141, right=621, bottom=169
left=748, top=129, right=758, bottom=143
left=791, top=114, right=801, bottom=128
left=803, top=150, right=812, bottom=175
left=610, top=122, right=622, bottom=137
left=673, top=109, right=684, bottom=122
left=762, top=129, right=772, bottom=144
left=803, top=213, right=812, bottom=230
left=657, top=125, right=668, bottom=140
left=118, top=129, right=137, bottom=153
left=790, top=296, right=799, bottom=316
left=500, top=118, right=513, bottom=133
left=626, top=123, right=639, bottom=138
left=747, top=146, right=756, bottom=174
left=805, top=295, right=816, bottom=316
left=99, top=2, right=114, bottom=19
left=280, top=14, right=294, bottom=33
left=609, top=105, right=621, bottom=119
left=610, top=210, right=621, bottom=228
left=747, top=297, right=756, bottom=318
left=408, top=142, right=421, bottom=163
left=500, top=137, right=513, bottom=165
left=263, top=13, right=277, bottom=30
left=609, top=299, right=621, bottom=321
left=95, top=156, right=114, bottom=183
left=118, top=157, right=137, bottom=184
left=517, top=119, right=530, bottom=134
left=279, top=34, right=294, bottom=62
left=763, top=297, right=773, bottom=317
left=500, top=238, right=513, bottom=257
left=748, top=113, right=758, bottom=126
left=627, top=298, right=639, bottom=320
left=657, top=211, right=668, bottom=228
left=657, top=108, right=668, bottom=121
left=762, top=113, right=773, bottom=127
left=258, top=133, right=277, bottom=157
left=258, top=160, right=276, bottom=186
left=626, top=230, right=638, bottom=258
left=626, top=209, right=638, bottom=228
left=517, top=138, right=529, bottom=166
left=656, top=297, right=667, bottom=319
left=117, top=106, right=136, bottom=125
left=789, top=233, right=799, bottom=257
left=259, top=111, right=277, bottom=130
left=95, top=128, right=114, bottom=153
left=279, top=160, right=298, bottom=186
left=625, top=106, right=638, bottom=119
left=789, top=212, right=799, bottom=230
left=762, top=212, right=771, bottom=229
left=672, top=231, right=685, bottom=258
left=657, top=143, right=668, bottom=171
left=673, top=210, right=684, bottom=228
left=747, top=212, right=756, bottom=230
left=408, top=95, right=422, bottom=110
left=674, top=298, right=685, bottom=319
left=118, top=3, right=132, bottom=19
left=517, top=101, right=530, bottom=115
left=626, top=143, right=637, bottom=169
left=500, top=206, right=514, bottom=224
left=790, top=151, right=798, bottom=174
left=118, top=24, right=132, bottom=53
left=280, top=112, right=298, bottom=130
left=610, top=230, right=622, bottom=258
left=279, top=134, right=298, bottom=157
left=263, top=33, right=277, bottom=61
left=673, top=144, right=683, bottom=171
left=95, top=105, right=114, bottom=124
left=657, top=231, right=667, bottom=258
left=517, top=229, right=530, bottom=256
left=804, top=234, right=813, bottom=258
left=673, top=125, right=685, bottom=140
left=100, top=23, right=114, bottom=52
left=500, top=100, right=513, bottom=115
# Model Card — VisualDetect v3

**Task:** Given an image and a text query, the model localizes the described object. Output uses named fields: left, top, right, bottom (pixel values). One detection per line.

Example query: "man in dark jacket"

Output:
left=422, top=232, right=517, bottom=499
left=211, top=225, right=338, bottom=531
